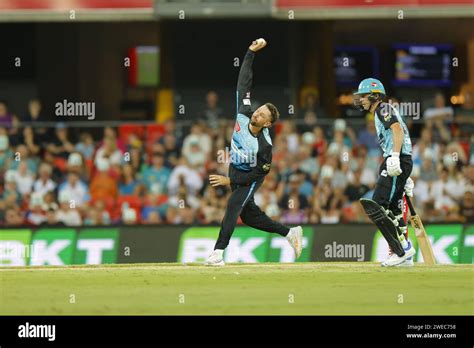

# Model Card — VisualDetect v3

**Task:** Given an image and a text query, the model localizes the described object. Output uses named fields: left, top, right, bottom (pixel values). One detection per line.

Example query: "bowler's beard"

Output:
left=250, top=115, right=258, bottom=126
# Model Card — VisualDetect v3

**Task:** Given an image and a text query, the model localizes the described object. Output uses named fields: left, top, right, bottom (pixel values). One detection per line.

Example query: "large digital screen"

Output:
left=128, top=46, right=160, bottom=87
left=334, top=46, right=379, bottom=87
left=392, top=44, right=452, bottom=87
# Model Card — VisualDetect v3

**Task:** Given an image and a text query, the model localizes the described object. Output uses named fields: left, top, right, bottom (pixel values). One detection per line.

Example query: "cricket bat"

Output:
left=405, top=195, right=436, bottom=265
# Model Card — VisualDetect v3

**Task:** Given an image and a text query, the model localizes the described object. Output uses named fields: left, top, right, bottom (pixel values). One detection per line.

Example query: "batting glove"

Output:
left=386, top=152, right=402, bottom=177
left=404, top=177, right=414, bottom=197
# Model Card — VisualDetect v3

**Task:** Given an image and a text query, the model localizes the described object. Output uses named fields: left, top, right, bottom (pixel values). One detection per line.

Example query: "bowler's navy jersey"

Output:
left=229, top=49, right=273, bottom=186
left=374, top=102, right=412, bottom=158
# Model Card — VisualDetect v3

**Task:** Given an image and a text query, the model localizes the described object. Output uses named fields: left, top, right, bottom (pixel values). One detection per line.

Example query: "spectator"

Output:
left=459, top=191, right=474, bottom=223
left=419, top=149, right=438, bottom=182
left=254, top=185, right=278, bottom=214
left=3, top=170, right=21, bottom=205
left=182, top=137, right=207, bottom=172
left=344, top=170, right=369, bottom=202
left=142, top=192, right=168, bottom=222
left=281, top=194, right=308, bottom=224
left=26, top=192, right=46, bottom=225
left=357, top=113, right=381, bottom=157
left=200, top=91, right=223, bottom=130
left=143, top=210, right=161, bottom=224
left=0, top=131, right=13, bottom=170
left=22, top=99, right=44, bottom=123
left=279, top=174, right=309, bottom=214
left=297, top=92, right=326, bottom=133
left=42, top=149, right=64, bottom=183
left=328, top=128, right=351, bottom=163
left=298, top=144, right=319, bottom=176
left=199, top=186, right=227, bottom=224
left=75, top=132, right=95, bottom=160
left=42, top=191, right=58, bottom=212
left=429, top=167, right=463, bottom=213
left=312, top=126, right=328, bottom=158
left=94, top=135, right=123, bottom=169
left=8, top=115, right=22, bottom=147
left=22, top=99, right=48, bottom=145
left=99, top=127, right=127, bottom=153
left=412, top=127, right=441, bottom=167
left=142, top=150, right=171, bottom=195
left=163, top=119, right=184, bottom=146
left=119, top=164, right=140, bottom=196
left=423, top=93, right=452, bottom=143
left=182, top=123, right=212, bottom=159
left=454, top=88, right=474, bottom=138
left=57, top=172, right=90, bottom=209
left=22, top=127, right=41, bottom=157
left=465, top=165, right=474, bottom=193
left=311, top=171, right=344, bottom=224
left=1, top=94, right=470, bottom=227
left=166, top=180, right=199, bottom=224
left=122, top=206, right=138, bottom=225
left=0, top=100, right=13, bottom=128
left=129, top=147, right=145, bottom=174
left=55, top=191, right=82, bottom=226
left=279, top=121, right=300, bottom=154
left=15, top=161, right=35, bottom=196
left=84, top=200, right=110, bottom=225
left=90, top=158, right=117, bottom=202
left=354, top=149, right=377, bottom=188
left=41, top=208, right=64, bottom=226
left=33, top=162, right=57, bottom=196
left=8, top=144, right=39, bottom=174
left=67, top=152, right=88, bottom=181
left=333, top=161, right=353, bottom=189
left=168, top=157, right=203, bottom=197
left=47, top=123, right=75, bottom=159
left=273, top=136, right=290, bottom=164
left=160, top=133, right=180, bottom=167
left=424, top=92, right=454, bottom=123
left=5, top=206, right=24, bottom=226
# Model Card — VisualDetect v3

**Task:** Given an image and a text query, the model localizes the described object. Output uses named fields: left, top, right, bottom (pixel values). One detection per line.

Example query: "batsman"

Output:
left=354, top=78, right=416, bottom=267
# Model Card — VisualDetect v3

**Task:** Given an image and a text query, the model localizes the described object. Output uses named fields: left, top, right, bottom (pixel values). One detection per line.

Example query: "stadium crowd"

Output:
left=0, top=92, right=473, bottom=227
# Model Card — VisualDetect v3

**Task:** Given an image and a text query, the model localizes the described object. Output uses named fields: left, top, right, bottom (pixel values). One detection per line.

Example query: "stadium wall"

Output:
left=1, top=224, right=472, bottom=266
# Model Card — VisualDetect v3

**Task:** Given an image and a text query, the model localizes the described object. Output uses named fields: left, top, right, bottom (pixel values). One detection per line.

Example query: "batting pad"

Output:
left=360, top=198, right=405, bottom=256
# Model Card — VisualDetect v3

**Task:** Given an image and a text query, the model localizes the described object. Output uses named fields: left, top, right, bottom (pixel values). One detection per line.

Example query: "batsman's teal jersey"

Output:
left=374, top=102, right=412, bottom=158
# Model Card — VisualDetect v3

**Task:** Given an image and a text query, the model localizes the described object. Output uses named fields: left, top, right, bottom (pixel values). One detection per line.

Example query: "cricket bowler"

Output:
left=354, top=78, right=416, bottom=267
left=205, top=38, right=303, bottom=266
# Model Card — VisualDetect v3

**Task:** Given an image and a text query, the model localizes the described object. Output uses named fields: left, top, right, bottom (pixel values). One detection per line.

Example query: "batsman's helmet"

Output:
left=353, top=78, right=386, bottom=108
left=354, top=78, right=386, bottom=96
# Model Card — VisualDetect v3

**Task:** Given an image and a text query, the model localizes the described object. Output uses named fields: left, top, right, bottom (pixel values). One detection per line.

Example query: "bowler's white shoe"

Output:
left=382, top=241, right=415, bottom=267
left=205, top=249, right=225, bottom=266
left=286, top=226, right=303, bottom=260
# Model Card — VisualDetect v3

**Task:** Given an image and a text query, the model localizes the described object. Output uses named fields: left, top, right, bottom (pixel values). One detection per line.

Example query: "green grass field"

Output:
left=1, top=263, right=473, bottom=315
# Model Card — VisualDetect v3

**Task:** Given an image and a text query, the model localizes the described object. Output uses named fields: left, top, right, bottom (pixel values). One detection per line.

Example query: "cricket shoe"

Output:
left=387, top=243, right=414, bottom=267
left=396, top=256, right=414, bottom=267
left=382, top=241, right=415, bottom=267
left=204, top=249, right=225, bottom=266
left=286, top=226, right=303, bottom=260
